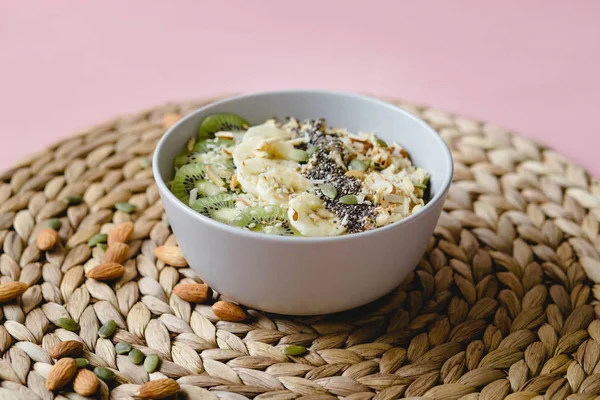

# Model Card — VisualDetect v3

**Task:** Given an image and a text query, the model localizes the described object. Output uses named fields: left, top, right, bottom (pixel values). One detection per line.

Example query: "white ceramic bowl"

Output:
left=153, top=90, right=453, bottom=315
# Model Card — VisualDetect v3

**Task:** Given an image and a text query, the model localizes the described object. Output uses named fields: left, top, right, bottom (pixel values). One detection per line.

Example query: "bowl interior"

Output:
left=155, top=90, right=452, bottom=219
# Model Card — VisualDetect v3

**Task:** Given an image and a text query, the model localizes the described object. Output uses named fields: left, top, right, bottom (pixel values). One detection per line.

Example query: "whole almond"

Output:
left=173, top=283, right=211, bottom=303
left=107, top=221, right=134, bottom=245
left=73, top=369, right=99, bottom=396
left=36, top=228, right=60, bottom=250
left=48, top=340, right=84, bottom=359
left=104, top=242, right=130, bottom=264
left=212, top=301, right=248, bottom=322
left=86, top=263, right=125, bottom=281
left=46, top=357, right=77, bottom=391
left=0, top=282, right=29, bottom=303
left=162, top=113, right=182, bottom=129
left=153, top=245, right=188, bottom=267
left=135, top=378, right=180, bottom=399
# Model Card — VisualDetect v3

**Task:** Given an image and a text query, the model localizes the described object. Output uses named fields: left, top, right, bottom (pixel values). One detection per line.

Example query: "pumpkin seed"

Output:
left=64, top=196, right=83, bottom=205
left=56, top=317, right=80, bottom=331
left=115, top=202, right=136, bottom=213
left=375, top=138, right=388, bottom=147
left=47, top=218, right=62, bottom=231
left=87, top=233, right=108, bottom=247
left=319, top=183, right=338, bottom=199
left=129, top=348, right=144, bottom=365
left=75, top=358, right=89, bottom=368
left=284, top=345, right=307, bottom=356
left=144, top=353, right=160, bottom=373
left=140, top=158, right=152, bottom=169
left=290, top=149, right=309, bottom=162
left=414, top=182, right=427, bottom=189
left=338, top=195, right=358, bottom=205
left=94, top=366, right=115, bottom=381
left=307, top=145, right=318, bottom=156
left=115, top=342, right=132, bottom=355
left=98, top=320, right=116, bottom=338
left=97, top=243, right=108, bottom=251
left=349, top=159, right=367, bottom=171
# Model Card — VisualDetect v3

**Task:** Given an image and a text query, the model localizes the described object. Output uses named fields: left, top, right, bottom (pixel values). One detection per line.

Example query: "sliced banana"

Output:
left=288, top=193, right=346, bottom=237
left=256, top=170, right=313, bottom=206
left=233, top=136, right=264, bottom=164
left=244, top=123, right=292, bottom=141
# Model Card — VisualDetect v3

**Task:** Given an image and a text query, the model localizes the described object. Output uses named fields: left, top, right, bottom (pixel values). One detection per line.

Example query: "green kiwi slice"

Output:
left=171, top=164, right=223, bottom=205
left=174, top=138, right=235, bottom=170
left=193, top=138, right=234, bottom=153
left=197, top=113, right=250, bottom=140
left=191, top=193, right=239, bottom=224
left=232, top=205, right=299, bottom=236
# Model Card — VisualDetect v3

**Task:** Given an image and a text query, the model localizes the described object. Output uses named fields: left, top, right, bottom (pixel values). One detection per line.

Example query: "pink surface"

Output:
left=1, top=1, right=599, bottom=176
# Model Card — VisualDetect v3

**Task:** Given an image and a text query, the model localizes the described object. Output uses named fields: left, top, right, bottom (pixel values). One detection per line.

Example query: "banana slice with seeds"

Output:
left=288, top=193, right=346, bottom=237
left=256, top=170, right=313, bottom=206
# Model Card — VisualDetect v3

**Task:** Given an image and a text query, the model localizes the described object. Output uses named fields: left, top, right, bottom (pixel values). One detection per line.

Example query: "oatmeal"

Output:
left=171, top=113, right=430, bottom=237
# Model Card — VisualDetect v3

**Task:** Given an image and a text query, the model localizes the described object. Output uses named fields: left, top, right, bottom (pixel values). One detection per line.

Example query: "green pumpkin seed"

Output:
left=98, top=320, right=116, bottom=338
left=115, top=202, right=136, bottom=213
left=349, top=159, right=367, bottom=171
left=75, top=358, right=89, bottom=368
left=140, top=158, right=152, bottom=169
left=46, top=218, right=62, bottom=231
left=56, top=317, right=79, bottom=331
left=115, top=342, right=132, bottom=355
left=338, top=195, right=358, bottom=205
left=64, top=196, right=83, bottom=206
left=87, top=233, right=108, bottom=247
left=375, top=138, right=388, bottom=147
left=307, top=145, right=318, bottom=156
left=414, top=182, right=427, bottom=189
left=290, top=149, right=309, bottom=162
left=129, top=348, right=144, bottom=365
left=284, top=345, right=307, bottom=356
left=319, top=183, right=337, bottom=199
left=144, top=353, right=160, bottom=373
left=97, top=243, right=108, bottom=251
left=94, top=366, right=115, bottom=381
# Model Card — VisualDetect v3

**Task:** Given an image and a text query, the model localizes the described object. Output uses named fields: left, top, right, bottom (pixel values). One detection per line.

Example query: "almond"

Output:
left=173, top=283, right=211, bottom=303
left=48, top=340, right=84, bottom=359
left=230, top=174, right=239, bottom=189
left=135, top=378, right=180, bottom=399
left=46, top=357, right=77, bottom=391
left=345, top=170, right=365, bottom=179
left=85, top=263, right=125, bottom=281
left=73, top=369, right=99, bottom=396
left=153, top=245, right=188, bottom=267
left=107, top=221, right=134, bottom=245
left=162, top=113, right=182, bottom=129
left=0, top=281, right=29, bottom=303
left=212, top=301, right=248, bottom=322
left=36, top=228, right=60, bottom=250
left=104, top=242, right=130, bottom=264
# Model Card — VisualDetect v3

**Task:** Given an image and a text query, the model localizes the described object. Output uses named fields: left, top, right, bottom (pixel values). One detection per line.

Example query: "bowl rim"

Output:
left=153, top=89, right=454, bottom=243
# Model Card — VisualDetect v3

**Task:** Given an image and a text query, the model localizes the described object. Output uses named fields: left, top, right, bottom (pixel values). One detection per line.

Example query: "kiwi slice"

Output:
left=174, top=138, right=235, bottom=170
left=171, top=164, right=223, bottom=205
left=198, top=113, right=250, bottom=140
left=192, top=193, right=239, bottom=224
left=193, top=138, right=234, bottom=153
left=232, top=205, right=299, bottom=236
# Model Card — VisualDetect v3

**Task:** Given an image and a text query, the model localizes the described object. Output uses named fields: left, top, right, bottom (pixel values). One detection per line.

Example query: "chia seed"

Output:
left=300, top=119, right=376, bottom=233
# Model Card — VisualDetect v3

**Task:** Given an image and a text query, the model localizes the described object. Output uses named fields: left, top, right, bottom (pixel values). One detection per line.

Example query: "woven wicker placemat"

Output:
left=0, top=97, right=599, bottom=400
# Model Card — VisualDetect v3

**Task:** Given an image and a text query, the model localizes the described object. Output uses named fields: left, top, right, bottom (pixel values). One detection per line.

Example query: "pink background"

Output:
left=1, top=1, right=599, bottom=176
